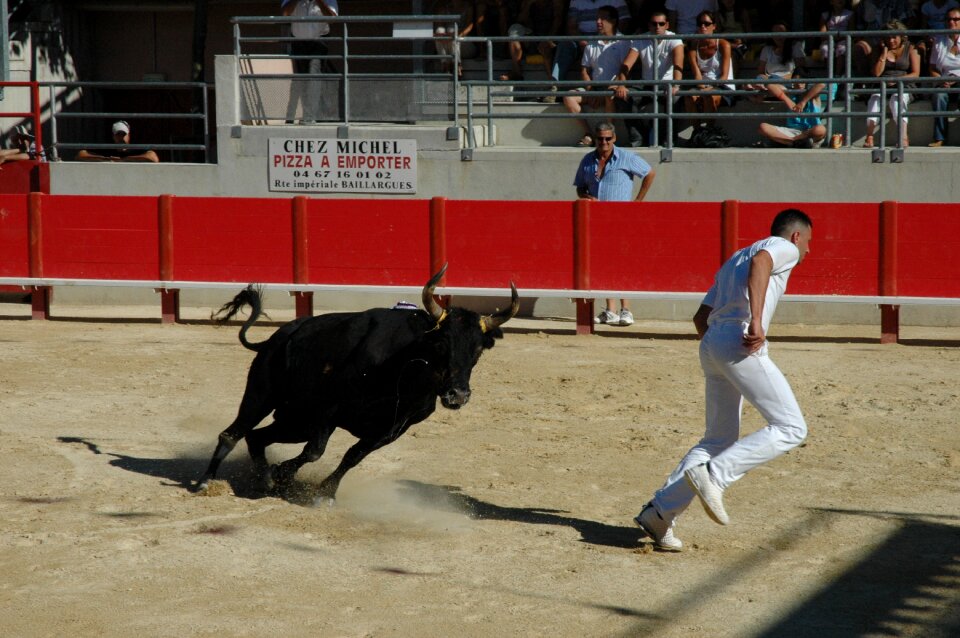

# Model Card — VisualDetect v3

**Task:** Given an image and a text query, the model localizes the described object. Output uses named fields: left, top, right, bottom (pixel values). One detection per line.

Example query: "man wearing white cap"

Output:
left=76, top=120, right=159, bottom=163
left=282, top=0, right=340, bottom=123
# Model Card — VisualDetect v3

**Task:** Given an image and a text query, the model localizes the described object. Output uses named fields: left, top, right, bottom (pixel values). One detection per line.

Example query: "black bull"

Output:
left=195, top=267, right=519, bottom=500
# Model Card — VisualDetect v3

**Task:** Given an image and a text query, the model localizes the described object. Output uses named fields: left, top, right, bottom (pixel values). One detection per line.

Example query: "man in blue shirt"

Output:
left=573, top=121, right=655, bottom=325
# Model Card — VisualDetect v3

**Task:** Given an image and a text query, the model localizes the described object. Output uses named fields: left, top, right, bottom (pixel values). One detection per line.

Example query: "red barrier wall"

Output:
left=589, top=202, right=718, bottom=292
left=3, top=194, right=960, bottom=302
left=172, top=197, right=292, bottom=283
left=446, top=200, right=573, bottom=289
left=898, top=203, right=960, bottom=297
left=42, top=195, right=158, bottom=280
left=740, top=202, right=881, bottom=296
left=305, top=198, right=430, bottom=286
left=0, top=194, right=29, bottom=278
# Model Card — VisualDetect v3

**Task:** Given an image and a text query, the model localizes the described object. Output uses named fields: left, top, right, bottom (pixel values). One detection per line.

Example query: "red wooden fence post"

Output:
left=721, top=199, right=739, bottom=263
left=879, top=200, right=899, bottom=344
left=573, top=198, right=593, bottom=335
left=157, top=194, right=179, bottom=323
left=430, top=197, right=450, bottom=307
left=291, top=196, right=313, bottom=318
left=27, top=191, right=50, bottom=320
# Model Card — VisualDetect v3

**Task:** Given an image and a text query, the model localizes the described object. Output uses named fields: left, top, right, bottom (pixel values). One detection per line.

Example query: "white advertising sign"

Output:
left=269, top=138, right=417, bottom=194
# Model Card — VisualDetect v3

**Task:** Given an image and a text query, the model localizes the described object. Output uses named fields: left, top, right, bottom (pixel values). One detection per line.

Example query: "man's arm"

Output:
left=634, top=168, right=655, bottom=201
left=76, top=149, right=111, bottom=162
left=315, top=0, right=337, bottom=17
left=119, top=150, right=160, bottom=163
left=614, top=48, right=639, bottom=100
left=670, top=41, right=684, bottom=96
left=744, top=249, right=773, bottom=353
left=692, top=303, right=712, bottom=339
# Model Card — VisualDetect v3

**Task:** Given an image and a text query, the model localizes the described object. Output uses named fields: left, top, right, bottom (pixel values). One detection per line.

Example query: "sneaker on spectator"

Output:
left=594, top=309, right=618, bottom=324
left=618, top=309, right=634, bottom=326
left=792, top=137, right=815, bottom=149
left=634, top=502, right=683, bottom=552
left=540, top=85, right=558, bottom=103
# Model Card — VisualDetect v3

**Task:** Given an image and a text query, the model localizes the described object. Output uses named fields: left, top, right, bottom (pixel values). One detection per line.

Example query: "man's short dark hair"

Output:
left=598, top=5, right=619, bottom=25
left=771, top=208, right=813, bottom=237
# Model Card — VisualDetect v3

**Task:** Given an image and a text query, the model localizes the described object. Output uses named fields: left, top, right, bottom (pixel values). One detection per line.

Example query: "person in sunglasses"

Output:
left=614, top=10, right=685, bottom=146
left=573, top=121, right=656, bottom=326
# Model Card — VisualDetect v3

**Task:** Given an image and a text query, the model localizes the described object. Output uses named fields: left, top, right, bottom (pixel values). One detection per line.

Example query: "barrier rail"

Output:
left=1, top=193, right=959, bottom=343
left=43, top=81, right=211, bottom=163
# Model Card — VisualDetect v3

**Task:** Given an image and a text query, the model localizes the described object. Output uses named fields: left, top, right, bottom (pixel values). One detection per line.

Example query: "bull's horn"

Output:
left=422, top=263, right=449, bottom=322
left=480, top=282, right=520, bottom=332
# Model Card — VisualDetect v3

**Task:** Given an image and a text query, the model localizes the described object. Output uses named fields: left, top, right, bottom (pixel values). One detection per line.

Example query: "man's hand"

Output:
left=613, top=85, right=629, bottom=100
left=743, top=318, right=766, bottom=353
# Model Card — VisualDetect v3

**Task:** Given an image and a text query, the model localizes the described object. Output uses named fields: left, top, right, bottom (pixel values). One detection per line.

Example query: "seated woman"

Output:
left=748, top=20, right=806, bottom=102
left=864, top=21, right=920, bottom=148
left=819, top=0, right=856, bottom=77
left=685, top=11, right=735, bottom=130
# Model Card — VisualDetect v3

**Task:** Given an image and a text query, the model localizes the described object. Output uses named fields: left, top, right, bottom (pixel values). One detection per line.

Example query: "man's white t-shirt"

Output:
left=701, top=236, right=800, bottom=334
left=631, top=31, right=683, bottom=81
left=582, top=38, right=633, bottom=81
left=291, top=0, right=339, bottom=39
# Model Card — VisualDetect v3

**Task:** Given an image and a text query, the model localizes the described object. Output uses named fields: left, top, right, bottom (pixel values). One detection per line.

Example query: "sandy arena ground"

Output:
left=1, top=301, right=959, bottom=638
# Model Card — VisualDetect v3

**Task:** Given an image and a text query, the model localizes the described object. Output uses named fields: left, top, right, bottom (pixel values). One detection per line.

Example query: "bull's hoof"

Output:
left=193, top=479, right=210, bottom=493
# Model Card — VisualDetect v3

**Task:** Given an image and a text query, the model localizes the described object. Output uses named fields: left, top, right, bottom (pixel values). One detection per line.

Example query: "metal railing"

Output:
left=461, top=27, right=960, bottom=158
left=232, top=14, right=463, bottom=126
left=44, top=81, right=211, bottom=163
left=231, top=18, right=960, bottom=159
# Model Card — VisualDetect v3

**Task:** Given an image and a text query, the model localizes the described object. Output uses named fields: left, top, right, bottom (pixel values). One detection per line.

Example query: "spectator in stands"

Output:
left=927, top=7, right=960, bottom=146
left=666, top=0, right=719, bottom=35
left=499, top=0, right=565, bottom=81
left=819, top=0, right=856, bottom=77
left=919, top=0, right=960, bottom=74
left=717, top=0, right=752, bottom=61
left=432, top=0, right=483, bottom=77
left=563, top=5, right=633, bottom=146
left=747, top=20, right=807, bottom=101
left=863, top=20, right=920, bottom=147
left=685, top=11, right=735, bottom=130
left=0, top=125, right=45, bottom=165
left=573, top=121, right=655, bottom=326
left=282, top=0, right=339, bottom=123
left=76, top=121, right=160, bottom=163
left=757, top=81, right=831, bottom=148
left=551, top=0, right=632, bottom=99
left=852, top=0, right=917, bottom=77
left=615, top=9, right=685, bottom=146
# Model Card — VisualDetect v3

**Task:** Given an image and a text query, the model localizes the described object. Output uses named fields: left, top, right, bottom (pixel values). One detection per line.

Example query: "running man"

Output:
left=634, top=208, right=813, bottom=551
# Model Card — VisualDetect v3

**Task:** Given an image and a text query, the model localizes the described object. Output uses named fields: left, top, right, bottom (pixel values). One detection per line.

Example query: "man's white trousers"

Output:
left=652, top=324, right=807, bottom=522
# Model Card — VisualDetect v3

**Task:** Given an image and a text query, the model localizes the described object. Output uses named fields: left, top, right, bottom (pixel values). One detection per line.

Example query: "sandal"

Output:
left=498, top=71, right=524, bottom=82
left=863, top=135, right=874, bottom=148
left=576, top=135, right=594, bottom=147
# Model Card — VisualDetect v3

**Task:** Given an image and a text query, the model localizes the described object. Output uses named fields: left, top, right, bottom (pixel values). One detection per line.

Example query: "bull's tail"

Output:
left=211, top=285, right=269, bottom=352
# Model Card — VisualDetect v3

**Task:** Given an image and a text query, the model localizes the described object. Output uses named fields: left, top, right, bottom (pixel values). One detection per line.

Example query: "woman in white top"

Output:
left=749, top=21, right=807, bottom=101
left=685, top=11, right=734, bottom=128
left=929, top=7, right=960, bottom=146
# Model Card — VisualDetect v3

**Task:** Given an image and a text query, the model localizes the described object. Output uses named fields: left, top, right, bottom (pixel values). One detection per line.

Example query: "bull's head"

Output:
left=421, top=264, right=519, bottom=409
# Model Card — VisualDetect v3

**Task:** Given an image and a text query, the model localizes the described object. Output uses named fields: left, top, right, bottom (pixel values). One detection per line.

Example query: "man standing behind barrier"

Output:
left=634, top=208, right=812, bottom=551
left=574, top=121, right=655, bottom=326
left=283, top=0, right=339, bottom=124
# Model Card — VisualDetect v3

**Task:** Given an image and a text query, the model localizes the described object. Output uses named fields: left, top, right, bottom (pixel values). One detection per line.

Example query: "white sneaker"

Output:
left=684, top=463, right=729, bottom=525
left=618, top=309, right=634, bottom=326
left=634, top=502, right=683, bottom=552
left=594, top=309, right=618, bottom=324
